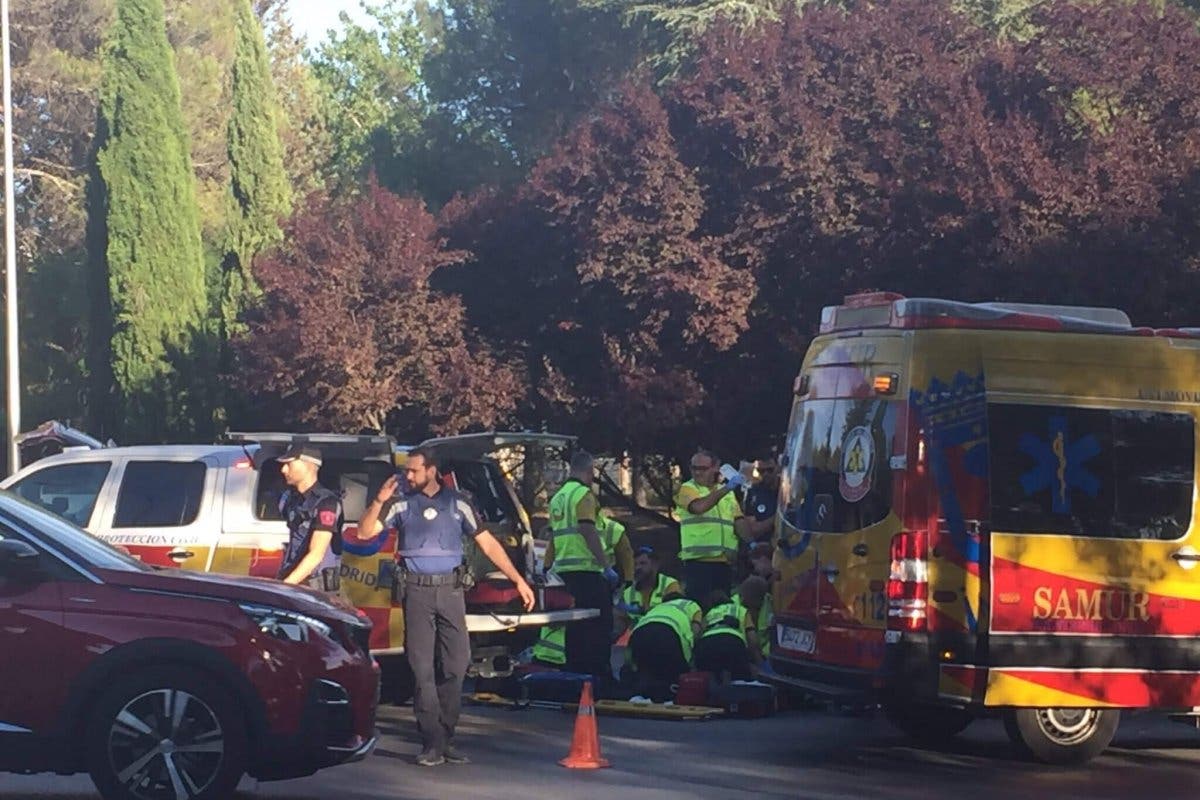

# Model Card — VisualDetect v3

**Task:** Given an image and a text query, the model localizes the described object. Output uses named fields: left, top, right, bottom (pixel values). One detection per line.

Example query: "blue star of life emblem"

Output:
left=1018, top=415, right=1101, bottom=513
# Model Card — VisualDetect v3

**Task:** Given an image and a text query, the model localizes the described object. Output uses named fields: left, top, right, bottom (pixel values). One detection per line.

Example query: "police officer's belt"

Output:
left=404, top=571, right=460, bottom=587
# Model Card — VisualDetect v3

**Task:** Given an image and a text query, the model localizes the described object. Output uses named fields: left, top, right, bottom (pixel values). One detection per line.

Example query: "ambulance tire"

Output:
left=1004, top=708, right=1119, bottom=765
left=883, top=703, right=974, bottom=743
left=379, top=655, right=415, bottom=705
left=85, top=666, right=247, bottom=800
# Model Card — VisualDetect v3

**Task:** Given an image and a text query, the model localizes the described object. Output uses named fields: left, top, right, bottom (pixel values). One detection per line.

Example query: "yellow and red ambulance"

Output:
left=772, top=292, right=1200, bottom=763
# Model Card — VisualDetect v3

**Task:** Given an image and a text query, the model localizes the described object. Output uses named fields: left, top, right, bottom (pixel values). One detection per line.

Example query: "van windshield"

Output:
left=781, top=397, right=897, bottom=535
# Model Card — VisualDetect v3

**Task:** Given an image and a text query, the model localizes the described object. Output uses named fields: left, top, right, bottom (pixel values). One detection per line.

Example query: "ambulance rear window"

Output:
left=780, top=398, right=897, bottom=534
left=989, top=404, right=1194, bottom=540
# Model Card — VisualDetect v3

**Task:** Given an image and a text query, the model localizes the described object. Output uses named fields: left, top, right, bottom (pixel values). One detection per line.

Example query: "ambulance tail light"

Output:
left=887, top=530, right=928, bottom=631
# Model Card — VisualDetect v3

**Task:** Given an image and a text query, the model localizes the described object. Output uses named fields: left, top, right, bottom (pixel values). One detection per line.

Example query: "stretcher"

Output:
left=468, top=692, right=724, bottom=720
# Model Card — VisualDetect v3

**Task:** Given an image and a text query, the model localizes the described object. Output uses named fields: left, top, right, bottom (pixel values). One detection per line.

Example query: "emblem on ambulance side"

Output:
left=839, top=426, right=874, bottom=503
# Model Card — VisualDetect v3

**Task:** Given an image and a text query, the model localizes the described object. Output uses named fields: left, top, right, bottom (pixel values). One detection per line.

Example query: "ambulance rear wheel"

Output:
left=379, top=656, right=415, bottom=706
left=884, top=703, right=973, bottom=743
left=1004, top=708, right=1119, bottom=764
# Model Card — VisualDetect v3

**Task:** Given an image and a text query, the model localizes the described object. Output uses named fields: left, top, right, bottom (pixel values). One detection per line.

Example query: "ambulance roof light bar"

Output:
left=819, top=292, right=1183, bottom=336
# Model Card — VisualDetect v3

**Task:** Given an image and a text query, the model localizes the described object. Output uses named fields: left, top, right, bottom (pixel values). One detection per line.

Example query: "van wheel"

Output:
left=85, top=667, right=246, bottom=800
left=884, top=703, right=974, bottom=743
left=379, top=655, right=415, bottom=705
left=1003, top=708, right=1119, bottom=764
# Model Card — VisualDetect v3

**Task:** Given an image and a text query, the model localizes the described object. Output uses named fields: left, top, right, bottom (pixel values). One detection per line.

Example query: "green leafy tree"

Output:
left=309, top=1, right=436, bottom=190
left=86, top=0, right=207, bottom=441
left=222, top=0, right=291, bottom=341
left=257, top=0, right=334, bottom=197
left=419, top=0, right=639, bottom=198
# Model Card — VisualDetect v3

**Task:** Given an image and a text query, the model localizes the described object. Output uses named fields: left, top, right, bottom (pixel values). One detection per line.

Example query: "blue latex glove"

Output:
left=603, top=566, right=620, bottom=587
left=724, top=472, right=746, bottom=491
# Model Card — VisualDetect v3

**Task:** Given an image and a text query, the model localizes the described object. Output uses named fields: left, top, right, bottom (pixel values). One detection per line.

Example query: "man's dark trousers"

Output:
left=561, top=571, right=613, bottom=681
left=404, top=580, right=471, bottom=755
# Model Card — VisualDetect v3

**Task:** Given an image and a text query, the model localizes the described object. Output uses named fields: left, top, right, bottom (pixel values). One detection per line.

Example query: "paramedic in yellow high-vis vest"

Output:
left=544, top=451, right=617, bottom=684
left=674, top=449, right=763, bottom=604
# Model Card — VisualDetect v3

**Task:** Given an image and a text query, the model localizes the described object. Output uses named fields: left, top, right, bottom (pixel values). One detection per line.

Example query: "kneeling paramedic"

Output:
left=693, top=590, right=760, bottom=682
left=276, top=445, right=343, bottom=596
left=358, top=447, right=535, bottom=767
left=628, top=596, right=702, bottom=703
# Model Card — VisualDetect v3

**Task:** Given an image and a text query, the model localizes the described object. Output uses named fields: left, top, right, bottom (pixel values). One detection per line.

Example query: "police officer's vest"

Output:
left=633, top=598, right=701, bottom=663
left=532, top=624, right=566, bottom=665
left=621, top=573, right=676, bottom=625
left=549, top=480, right=601, bottom=573
left=676, top=480, right=740, bottom=563
left=733, top=591, right=773, bottom=657
left=393, top=490, right=468, bottom=563
left=701, top=600, right=748, bottom=643
left=278, top=485, right=343, bottom=579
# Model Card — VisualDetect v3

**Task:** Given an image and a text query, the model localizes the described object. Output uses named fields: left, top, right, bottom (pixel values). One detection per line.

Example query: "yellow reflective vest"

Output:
left=549, top=480, right=601, bottom=573
left=620, top=573, right=677, bottom=625
left=532, top=624, right=566, bottom=665
left=633, top=598, right=701, bottom=663
left=676, top=480, right=740, bottom=563
left=733, top=591, right=773, bottom=658
left=701, top=600, right=749, bottom=643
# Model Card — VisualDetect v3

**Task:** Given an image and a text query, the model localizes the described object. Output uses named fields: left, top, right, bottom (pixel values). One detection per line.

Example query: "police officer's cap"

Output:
left=278, top=444, right=322, bottom=466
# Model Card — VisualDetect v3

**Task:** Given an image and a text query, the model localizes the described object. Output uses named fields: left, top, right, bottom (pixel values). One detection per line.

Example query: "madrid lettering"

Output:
left=1032, top=586, right=1149, bottom=622
left=340, top=564, right=379, bottom=588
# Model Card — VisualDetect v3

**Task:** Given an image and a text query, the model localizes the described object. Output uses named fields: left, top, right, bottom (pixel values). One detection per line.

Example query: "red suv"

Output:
left=0, top=490, right=378, bottom=800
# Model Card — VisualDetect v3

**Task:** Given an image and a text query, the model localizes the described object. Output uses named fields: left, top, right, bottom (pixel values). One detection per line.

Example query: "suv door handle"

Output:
left=167, top=549, right=195, bottom=563
left=852, top=543, right=869, bottom=557
left=1171, top=550, right=1200, bottom=563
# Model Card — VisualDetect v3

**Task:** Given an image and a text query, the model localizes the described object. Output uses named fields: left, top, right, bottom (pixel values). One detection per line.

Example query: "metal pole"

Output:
left=1, top=0, right=19, bottom=476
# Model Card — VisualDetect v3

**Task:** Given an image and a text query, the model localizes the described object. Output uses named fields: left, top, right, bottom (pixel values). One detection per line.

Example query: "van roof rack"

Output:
left=821, top=293, right=1193, bottom=338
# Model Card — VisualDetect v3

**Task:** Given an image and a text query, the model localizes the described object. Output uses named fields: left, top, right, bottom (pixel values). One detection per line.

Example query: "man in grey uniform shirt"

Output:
left=358, top=447, right=535, bottom=766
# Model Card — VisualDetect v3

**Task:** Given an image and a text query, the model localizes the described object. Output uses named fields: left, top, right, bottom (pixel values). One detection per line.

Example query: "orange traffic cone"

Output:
left=559, top=681, right=610, bottom=769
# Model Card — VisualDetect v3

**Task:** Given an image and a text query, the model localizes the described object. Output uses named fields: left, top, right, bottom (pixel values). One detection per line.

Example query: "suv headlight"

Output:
left=238, top=603, right=332, bottom=643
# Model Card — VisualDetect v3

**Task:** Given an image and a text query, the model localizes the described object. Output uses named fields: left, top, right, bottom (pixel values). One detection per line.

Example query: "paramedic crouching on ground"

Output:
left=358, top=447, right=535, bottom=767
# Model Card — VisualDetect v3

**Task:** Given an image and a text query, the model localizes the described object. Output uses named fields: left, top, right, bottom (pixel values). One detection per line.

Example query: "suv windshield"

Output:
left=781, top=397, right=898, bottom=535
left=0, top=491, right=150, bottom=572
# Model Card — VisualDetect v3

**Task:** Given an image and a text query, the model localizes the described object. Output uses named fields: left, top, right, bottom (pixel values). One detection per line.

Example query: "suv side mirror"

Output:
left=0, top=539, right=40, bottom=572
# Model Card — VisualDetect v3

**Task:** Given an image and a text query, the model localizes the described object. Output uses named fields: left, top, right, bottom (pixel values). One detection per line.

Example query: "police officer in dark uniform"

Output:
left=742, top=457, right=781, bottom=543
left=276, top=444, right=343, bottom=595
left=357, top=446, right=534, bottom=767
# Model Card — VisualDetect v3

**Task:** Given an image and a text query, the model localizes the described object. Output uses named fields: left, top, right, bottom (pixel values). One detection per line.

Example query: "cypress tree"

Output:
left=222, top=0, right=292, bottom=340
left=87, top=0, right=206, bottom=441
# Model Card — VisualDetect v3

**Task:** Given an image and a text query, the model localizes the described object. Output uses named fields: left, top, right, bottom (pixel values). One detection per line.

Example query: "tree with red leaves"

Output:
left=444, top=0, right=1200, bottom=458
left=235, top=180, right=521, bottom=436
left=441, top=83, right=751, bottom=454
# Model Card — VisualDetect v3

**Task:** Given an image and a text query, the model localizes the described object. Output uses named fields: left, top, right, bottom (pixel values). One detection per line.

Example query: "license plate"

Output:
left=777, top=624, right=816, bottom=654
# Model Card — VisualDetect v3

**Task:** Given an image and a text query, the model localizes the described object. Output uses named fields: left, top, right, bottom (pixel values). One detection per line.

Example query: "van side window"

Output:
left=989, top=404, right=1194, bottom=540
left=8, top=462, right=112, bottom=527
left=113, top=461, right=207, bottom=528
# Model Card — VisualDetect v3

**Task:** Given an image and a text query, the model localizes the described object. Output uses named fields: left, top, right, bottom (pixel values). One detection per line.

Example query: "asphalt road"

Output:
left=8, top=701, right=1200, bottom=799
